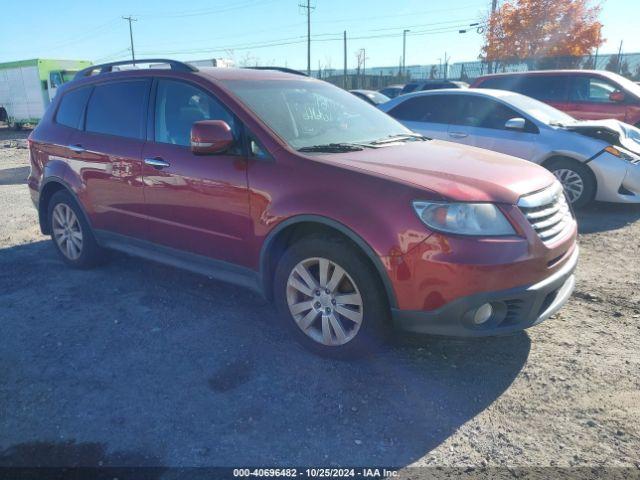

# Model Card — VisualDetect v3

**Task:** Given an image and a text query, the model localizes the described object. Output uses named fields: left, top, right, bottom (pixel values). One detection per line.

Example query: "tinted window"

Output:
left=450, top=95, right=528, bottom=130
left=55, top=87, right=92, bottom=129
left=155, top=80, right=235, bottom=147
left=476, top=77, right=518, bottom=90
left=571, top=76, right=619, bottom=103
left=401, top=83, right=419, bottom=94
left=388, top=95, right=452, bottom=123
left=85, top=80, right=150, bottom=139
left=517, top=76, right=569, bottom=101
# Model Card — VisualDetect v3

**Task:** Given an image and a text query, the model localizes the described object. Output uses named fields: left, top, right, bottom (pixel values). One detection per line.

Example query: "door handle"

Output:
left=449, top=132, right=468, bottom=139
left=67, top=144, right=85, bottom=153
left=144, top=157, right=170, bottom=170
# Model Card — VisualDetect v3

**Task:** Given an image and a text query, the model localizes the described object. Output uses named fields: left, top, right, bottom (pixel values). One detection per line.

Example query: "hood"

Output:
left=561, top=119, right=640, bottom=155
left=316, top=140, right=555, bottom=204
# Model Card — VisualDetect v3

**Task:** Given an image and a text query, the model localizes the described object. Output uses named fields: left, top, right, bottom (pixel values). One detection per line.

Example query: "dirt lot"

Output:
left=0, top=126, right=639, bottom=475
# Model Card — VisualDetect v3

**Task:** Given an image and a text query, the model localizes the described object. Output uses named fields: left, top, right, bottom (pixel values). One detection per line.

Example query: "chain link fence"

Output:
left=318, top=52, right=640, bottom=90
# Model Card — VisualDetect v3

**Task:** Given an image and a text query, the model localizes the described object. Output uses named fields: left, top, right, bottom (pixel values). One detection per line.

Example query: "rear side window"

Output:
left=388, top=95, right=452, bottom=123
left=85, top=80, right=150, bottom=139
left=518, top=76, right=569, bottom=101
left=475, top=77, right=518, bottom=90
left=55, top=87, right=92, bottom=129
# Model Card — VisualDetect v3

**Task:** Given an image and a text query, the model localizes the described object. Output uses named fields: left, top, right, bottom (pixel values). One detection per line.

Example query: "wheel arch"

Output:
left=259, top=215, right=397, bottom=308
left=541, top=154, right=598, bottom=205
left=38, top=177, right=92, bottom=235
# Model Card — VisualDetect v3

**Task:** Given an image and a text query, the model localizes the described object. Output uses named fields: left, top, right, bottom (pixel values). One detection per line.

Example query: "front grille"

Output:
left=518, top=182, right=573, bottom=245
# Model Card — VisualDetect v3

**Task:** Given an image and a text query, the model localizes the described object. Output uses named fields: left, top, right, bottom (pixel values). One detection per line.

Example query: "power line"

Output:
left=136, top=22, right=484, bottom=57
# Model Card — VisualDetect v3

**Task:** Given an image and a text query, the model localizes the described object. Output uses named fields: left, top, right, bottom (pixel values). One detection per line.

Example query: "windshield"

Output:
left=223, top=79, right=410, bottom=150
left=504, top=92, right=576, bottom=125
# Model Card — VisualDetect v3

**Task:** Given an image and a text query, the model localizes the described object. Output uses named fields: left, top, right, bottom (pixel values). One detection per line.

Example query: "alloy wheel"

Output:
left=286, top=257, right=364, bottom=346
left=553, top=168, right=584, bottom=204
left=52, top=203, right=83, bottom=260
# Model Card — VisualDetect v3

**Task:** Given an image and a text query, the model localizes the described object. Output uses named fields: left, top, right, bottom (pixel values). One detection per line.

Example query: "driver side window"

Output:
left=154, top=80, right=236, bottom=147
left=571, top=77, right=620, bottom=103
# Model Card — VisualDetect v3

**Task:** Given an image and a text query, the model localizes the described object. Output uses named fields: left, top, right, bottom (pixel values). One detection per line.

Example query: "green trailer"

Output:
left=0, top=58, right=92, bottom=129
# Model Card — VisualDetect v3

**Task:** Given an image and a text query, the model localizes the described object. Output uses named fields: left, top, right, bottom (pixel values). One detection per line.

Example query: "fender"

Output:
left=259, top=214, right=398, bottom=308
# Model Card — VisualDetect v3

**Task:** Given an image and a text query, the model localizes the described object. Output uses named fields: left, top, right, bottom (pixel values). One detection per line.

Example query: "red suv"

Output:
left=472, top=70, right=640, bottom=127
left=28, top=59, right=578, bottom=357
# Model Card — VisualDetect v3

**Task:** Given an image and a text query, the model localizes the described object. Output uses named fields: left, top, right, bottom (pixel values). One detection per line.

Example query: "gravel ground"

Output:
left=0, top=126, right=639, bottom=476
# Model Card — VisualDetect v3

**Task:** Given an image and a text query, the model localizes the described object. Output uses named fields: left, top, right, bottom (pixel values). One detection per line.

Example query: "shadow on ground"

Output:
left=576, top=201, right=640, bottom=234
left=0, top=166, right=29, bottom=186
left=0, top=240, right=530, bottom=467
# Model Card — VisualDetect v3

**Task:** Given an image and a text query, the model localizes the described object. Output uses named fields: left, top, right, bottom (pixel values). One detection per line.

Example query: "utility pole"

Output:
left=402, top=29, right=410, bottom=77
left=343, top=30, right=347, bottom=89
left=122, top=15, right=137, bottom=64
left=299, top=0, right=315, bottom=76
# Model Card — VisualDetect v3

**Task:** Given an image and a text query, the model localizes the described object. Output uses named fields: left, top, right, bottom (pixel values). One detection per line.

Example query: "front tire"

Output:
left=546, top=158, right=596, bottom=208
left=48, top=190, right=106, bottom=268
left=274, top=235, right=391, bottom=359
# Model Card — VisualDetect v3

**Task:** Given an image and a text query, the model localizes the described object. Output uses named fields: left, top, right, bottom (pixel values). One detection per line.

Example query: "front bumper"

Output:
left=590, top=152, right=640, bottom=203
left=392, top=245, right=578, bottom=337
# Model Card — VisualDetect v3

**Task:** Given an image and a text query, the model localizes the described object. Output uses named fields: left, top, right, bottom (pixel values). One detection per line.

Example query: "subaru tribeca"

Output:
left=28, top=59, right=578, bottom=358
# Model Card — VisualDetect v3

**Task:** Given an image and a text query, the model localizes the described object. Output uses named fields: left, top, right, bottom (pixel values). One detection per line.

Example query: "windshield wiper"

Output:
left=298, top=143, right=366, bottom=153
left=369, top=133, right=430, bottom=145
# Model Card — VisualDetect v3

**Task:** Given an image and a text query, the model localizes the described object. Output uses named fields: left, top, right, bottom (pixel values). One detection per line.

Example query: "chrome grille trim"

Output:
left=518, top=182, right=573, bottom=245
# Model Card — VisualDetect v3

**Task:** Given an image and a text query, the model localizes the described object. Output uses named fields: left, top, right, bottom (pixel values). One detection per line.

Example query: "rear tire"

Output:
left=47, top=190, right=107, bottom=269
left=545, top=158, right=596, bottom=208
left=274, top=235, right=391, bottom=359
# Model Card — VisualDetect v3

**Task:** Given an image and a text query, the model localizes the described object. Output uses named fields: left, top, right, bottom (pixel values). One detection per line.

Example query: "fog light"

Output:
left=473, top=303, right=493, bottom=325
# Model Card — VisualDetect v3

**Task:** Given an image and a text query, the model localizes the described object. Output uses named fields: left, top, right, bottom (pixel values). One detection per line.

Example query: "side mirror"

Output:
left=505, top=117, right=526, bottom=131
left=609, top=90, right=625, bottom=103
left=191, top=120, right=234, bottom=155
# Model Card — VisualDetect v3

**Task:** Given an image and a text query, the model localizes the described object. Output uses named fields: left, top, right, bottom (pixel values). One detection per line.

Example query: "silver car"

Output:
left=380, top=88, right=640, bottom=207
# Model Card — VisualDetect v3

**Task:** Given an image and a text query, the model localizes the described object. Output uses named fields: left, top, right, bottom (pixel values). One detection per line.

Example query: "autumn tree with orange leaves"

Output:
left=483, top=0, right=604, bottom=69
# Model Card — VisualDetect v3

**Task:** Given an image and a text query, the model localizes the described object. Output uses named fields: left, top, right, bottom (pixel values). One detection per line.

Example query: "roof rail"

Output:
left=74, top=59, right=198, bottom=80
left=245, top=66, right=308, bottom=77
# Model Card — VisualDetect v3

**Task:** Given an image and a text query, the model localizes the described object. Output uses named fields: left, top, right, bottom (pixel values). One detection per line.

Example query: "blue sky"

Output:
left=1, top=0, right=639, bottom=69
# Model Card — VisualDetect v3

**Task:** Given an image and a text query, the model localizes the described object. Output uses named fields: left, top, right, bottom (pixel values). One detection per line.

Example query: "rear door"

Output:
left=68, top=78, right=151, bottom=239
left=568, top=74, right=628, bottom=121
left=447, top=94, right=538, bottom=160
left=141, top=78, right=251, bottom=265
left=386, top=95, right=451, bottom=140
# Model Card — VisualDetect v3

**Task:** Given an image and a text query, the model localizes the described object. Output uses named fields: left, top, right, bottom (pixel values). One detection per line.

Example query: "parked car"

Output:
left=380, top=88, right=640, bottom=207
left=28, top=59, right=578, bottom=358
left=349, top=89, right=390, bottom=106
left=401, top=80, right=468, bottom=95
left=471, top=70, right=640, bottom=127
left=378, top=84, right=404, bottom=99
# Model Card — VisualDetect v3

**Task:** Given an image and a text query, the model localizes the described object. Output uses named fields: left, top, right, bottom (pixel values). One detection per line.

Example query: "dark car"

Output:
left=349, top=89, right=390, bottom=106
left=27, top=59, right=577, bottom=358
left=400, top=80, right=468, bottom=95
left=472, top=70, right=640, bottom=127
left=378, top=85, right=404, bottom=99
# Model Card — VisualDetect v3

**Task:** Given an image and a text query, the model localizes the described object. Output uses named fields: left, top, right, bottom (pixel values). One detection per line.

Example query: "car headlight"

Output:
left=412, top=201, right=516, bottom=236
left=605, top=145, right=640, bottom=165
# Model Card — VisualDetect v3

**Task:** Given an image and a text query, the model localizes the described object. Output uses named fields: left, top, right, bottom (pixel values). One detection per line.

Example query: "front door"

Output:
left=447, top=95, right=537, bottom=161
left=141, top=78, right=251, bottom=266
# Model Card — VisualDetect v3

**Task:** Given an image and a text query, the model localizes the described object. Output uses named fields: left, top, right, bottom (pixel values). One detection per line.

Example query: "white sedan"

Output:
left=380, top=88, right=640, bottom=207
